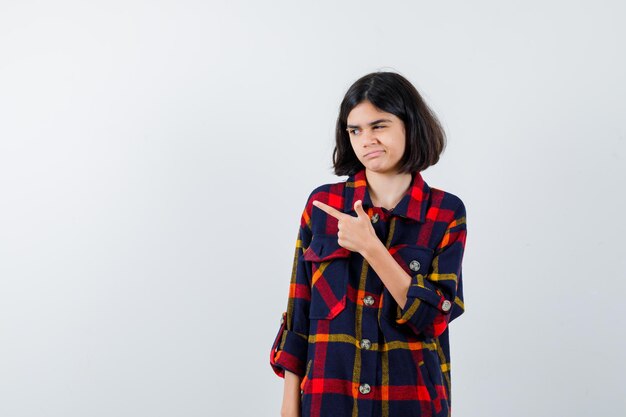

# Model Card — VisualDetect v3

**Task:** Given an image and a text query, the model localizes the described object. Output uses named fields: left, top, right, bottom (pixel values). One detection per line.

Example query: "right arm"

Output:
left=281, top=370, right=303, bottom=417
left=269, top=194, right=314, bottom=416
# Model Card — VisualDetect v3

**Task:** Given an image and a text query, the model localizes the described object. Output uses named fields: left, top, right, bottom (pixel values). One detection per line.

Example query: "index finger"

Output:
left=312, top=200, right=345, bottom=220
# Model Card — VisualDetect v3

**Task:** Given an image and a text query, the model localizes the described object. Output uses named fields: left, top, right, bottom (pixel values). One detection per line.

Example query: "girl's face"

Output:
left=346, top=100, right=407, bottom=175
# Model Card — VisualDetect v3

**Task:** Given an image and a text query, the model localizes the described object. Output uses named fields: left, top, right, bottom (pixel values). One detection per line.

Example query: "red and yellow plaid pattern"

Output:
left=270, top=168, right=467, bottom=417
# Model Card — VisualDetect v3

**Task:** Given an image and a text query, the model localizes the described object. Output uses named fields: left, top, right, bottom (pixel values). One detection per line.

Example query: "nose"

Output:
left=360, top=127, right=379, bottom=144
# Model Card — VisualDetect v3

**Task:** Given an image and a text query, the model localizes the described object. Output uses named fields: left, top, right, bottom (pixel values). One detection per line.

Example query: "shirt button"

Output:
left=363, top=295, right=375, bottom=306
left=359, top=383, right=371, bottom=394
left=441, top=299, right=452, bottom=312
left=360, top=339, right=371, bottom=350
left=371, top=213, right=379, bottom=223
left=409, top=260, right=421, bottom=271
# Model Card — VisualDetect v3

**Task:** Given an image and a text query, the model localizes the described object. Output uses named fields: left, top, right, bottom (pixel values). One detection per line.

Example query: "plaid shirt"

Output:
left=269, top=168, right=467, bottom=417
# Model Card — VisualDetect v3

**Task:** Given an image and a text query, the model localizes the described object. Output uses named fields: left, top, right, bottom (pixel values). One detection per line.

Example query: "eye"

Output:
left=349, top=128, right=360, bottom=135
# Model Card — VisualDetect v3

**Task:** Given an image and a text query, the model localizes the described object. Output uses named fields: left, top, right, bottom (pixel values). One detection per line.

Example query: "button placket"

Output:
left=361, top=208, right=385, bottom=404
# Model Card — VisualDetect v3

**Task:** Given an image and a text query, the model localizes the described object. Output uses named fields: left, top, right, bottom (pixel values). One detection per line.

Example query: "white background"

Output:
left=1, top=1, right=625, bottom=416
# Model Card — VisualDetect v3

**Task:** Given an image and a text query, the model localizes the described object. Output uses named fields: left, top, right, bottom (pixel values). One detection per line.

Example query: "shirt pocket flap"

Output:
left=380, top=244, right=438, bottom=322
left=303, top=234, right=351, bottom=262
left=391, top=244, right=434, bottom=276
left=391, top=244, right=447, bottom=310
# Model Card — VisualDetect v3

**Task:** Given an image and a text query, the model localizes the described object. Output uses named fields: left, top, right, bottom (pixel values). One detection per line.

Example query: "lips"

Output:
left=365, top=150, right=384, bottom=158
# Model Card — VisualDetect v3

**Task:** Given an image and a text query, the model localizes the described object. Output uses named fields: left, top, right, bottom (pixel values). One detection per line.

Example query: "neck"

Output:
left=365, top=169, right=413, bottom=210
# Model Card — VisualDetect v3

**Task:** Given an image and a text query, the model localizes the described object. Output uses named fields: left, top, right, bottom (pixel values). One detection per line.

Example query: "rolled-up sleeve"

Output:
left=269, top=197, right=313, bottom=378
left=396, top=200, right=467, bottom=338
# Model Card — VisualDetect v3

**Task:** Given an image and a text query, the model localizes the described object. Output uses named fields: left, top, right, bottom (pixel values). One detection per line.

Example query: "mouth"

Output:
left=365, top=150, right=384, bottom=158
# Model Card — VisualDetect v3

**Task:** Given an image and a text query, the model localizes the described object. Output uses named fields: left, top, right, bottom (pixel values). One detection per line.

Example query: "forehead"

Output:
left=347, top=101, right=397, bottom=124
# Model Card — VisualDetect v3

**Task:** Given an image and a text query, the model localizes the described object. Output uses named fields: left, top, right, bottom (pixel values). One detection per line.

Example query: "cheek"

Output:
left=389, top=140, right=405, bottom=158
left=350, top=142, right=361, bottom=158
left=394, top=135, right=407, bottom=157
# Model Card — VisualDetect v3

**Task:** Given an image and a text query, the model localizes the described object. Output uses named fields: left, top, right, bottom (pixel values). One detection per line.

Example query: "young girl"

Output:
left=269, top=71, right=468, bottom=417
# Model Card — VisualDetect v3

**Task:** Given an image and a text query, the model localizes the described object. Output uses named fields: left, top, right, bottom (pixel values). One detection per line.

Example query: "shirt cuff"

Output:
left=269, top=312, right=308, bottom=378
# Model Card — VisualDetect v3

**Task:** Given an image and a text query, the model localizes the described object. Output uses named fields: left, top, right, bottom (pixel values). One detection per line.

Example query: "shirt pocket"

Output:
left=418, top=356, right=438, bottom=401
left=383, top=244, right=435, bottom=320
left=302, top=234, right=351, bottom=320
left=393, top=243, right=434, bottom=276
left=420, top=347, right=445, bottom=404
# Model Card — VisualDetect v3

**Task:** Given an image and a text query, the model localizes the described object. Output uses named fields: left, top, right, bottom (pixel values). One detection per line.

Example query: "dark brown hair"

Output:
left=332, top=71, right=446, bottom=176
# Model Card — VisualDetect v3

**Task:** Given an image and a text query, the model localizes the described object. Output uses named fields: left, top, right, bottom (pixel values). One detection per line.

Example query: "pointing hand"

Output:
left=311, top=199, right=378, bottom=255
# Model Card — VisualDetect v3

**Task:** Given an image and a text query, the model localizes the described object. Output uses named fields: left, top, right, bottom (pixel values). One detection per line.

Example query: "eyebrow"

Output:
left=346, top=118, right=392, bottom=129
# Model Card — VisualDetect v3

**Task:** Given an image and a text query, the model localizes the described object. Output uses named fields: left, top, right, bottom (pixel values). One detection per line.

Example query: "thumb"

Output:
left=354, top=200, right=368, bottom=219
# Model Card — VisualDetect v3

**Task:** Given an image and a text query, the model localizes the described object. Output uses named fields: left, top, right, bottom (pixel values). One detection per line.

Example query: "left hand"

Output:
left=311, top=199, right=378, bottom=255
